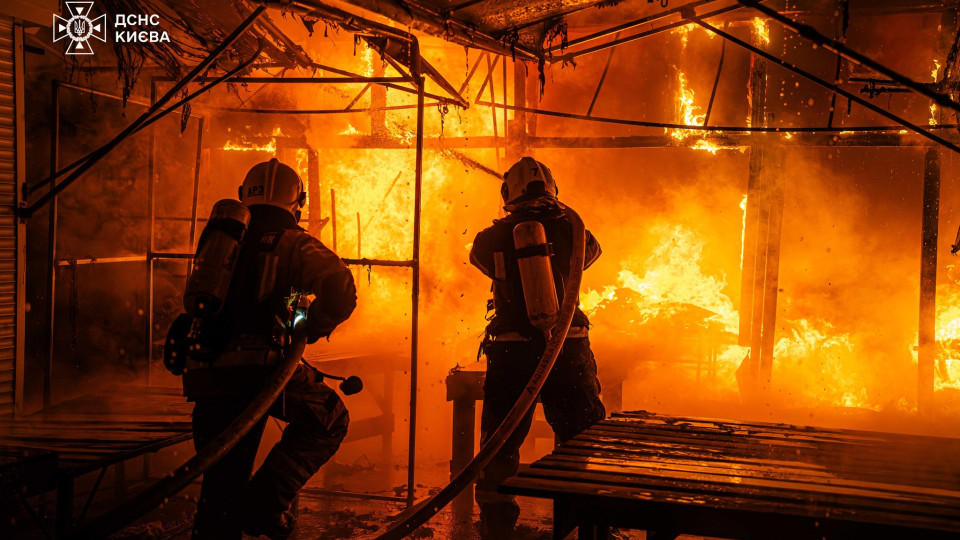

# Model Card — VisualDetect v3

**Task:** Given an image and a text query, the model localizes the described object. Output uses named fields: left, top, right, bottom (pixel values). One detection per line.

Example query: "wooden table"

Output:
left=501, top=410, right=960, bottom=539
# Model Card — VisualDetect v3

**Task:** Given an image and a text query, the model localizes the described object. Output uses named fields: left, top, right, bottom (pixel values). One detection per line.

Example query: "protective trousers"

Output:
left=190, top=363, right=349, bottom=539
left=475, top=337, right=605, bottom=538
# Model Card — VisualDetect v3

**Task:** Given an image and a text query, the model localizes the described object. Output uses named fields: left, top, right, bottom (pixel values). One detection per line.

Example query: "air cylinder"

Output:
left=183, top=199, right=251, bottom=319
left=513, top=221, right=559, bottom=336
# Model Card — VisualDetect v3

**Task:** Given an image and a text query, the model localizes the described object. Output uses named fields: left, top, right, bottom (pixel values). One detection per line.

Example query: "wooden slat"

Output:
left=0, top=386, right=194, bottom=485
left=504, top=410, right=960, bottom=536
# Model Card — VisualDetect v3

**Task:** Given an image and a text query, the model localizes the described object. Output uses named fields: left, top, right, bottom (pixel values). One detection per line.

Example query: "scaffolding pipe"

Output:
left=330, top=188, right=337, bottom=251
left=477, top=99, right=960, bottom=134
left=919, top=147, right=940, bottom=414
left=188, top=117, right=205, bottom=252
left=407, top=70, right=425, bottom=506
left=145, top=81, right=157, bottom=387
left=43, top=80, right=59, bottom=410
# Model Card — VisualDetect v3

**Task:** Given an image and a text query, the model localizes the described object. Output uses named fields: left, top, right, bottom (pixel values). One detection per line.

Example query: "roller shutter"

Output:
left=0, top=17, right=19, bottom=416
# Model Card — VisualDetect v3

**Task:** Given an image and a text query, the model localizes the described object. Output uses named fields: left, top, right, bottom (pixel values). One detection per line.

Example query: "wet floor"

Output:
left=107, top=457, right=651, bottom=539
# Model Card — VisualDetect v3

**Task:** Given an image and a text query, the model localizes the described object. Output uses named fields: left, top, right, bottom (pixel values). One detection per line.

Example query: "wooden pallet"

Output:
left=501, top=410, right=960, bottom=540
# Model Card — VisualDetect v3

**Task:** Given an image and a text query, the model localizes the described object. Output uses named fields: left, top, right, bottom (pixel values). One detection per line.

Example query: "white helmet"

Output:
left=501, top=156, right=558, bottom=203
left=239, top=158, right=306, bottom=216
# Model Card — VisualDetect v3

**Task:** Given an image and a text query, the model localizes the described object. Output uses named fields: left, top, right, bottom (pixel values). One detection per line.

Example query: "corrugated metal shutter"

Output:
left=0, top=17, right=17, bottom=416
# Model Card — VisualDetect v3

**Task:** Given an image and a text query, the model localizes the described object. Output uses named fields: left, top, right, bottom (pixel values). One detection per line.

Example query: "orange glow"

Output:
left=752, top=17, right=770, bottom=45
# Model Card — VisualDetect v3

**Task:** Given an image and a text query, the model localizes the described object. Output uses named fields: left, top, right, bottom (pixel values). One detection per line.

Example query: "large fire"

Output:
left=208, top=33, right=956, bottom=418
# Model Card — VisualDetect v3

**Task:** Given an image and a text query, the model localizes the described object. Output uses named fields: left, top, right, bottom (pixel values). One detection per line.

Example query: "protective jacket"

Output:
left=469, top=198, right=600, bottom=339
left=183, top=205, right=356, bottom=397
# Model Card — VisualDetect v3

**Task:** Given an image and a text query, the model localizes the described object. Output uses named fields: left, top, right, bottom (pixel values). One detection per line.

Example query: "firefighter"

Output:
left=183, top=158, right=356, bottom=539
left=469, top=156, right=606, bottom=539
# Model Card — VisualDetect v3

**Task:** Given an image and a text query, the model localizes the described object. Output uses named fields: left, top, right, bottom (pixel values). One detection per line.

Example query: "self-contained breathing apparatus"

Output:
left=165, top=199, right=250, bottom=374
left=513, top=221, right=560, bottom=337
left=163, top=196, right=363, bottom=395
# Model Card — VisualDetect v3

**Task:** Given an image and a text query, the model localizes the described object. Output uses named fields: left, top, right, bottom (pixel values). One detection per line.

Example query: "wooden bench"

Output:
left=1, top=352, right=405, bottom=536
left=0, top=386, right=193, bottom=537
left=501, top=410, right=960, bottom=539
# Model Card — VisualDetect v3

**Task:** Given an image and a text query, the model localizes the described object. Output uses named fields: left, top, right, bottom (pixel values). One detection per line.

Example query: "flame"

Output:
left=583, top=217, right=880, bottom=410
left=933, top=278, right=960, bottom=390
left=675, top=24, right=692, bottom=47
left=932, top=59, right=941, bottom=82
left=222, top=139, right=276, bottom=153
left=671, top=71, right=704, bottom=142
left=222, top=126, right=285, bottom=153
left=668, top=24, right=735, bottom=152
left=930, top=103, right=938, bottom=126
left=752, top=17, right=770, bottom=45
left=668, top=70, right=740, bottom=152
left=583, top=224, right=739, bottom=332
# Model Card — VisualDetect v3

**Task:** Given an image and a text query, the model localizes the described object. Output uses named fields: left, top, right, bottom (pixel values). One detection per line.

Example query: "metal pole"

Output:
left=308, top=149, right=321, bottom=237
left=188, top=117, right=205, bottom=253
left=145, top=80, right=157, bottom=386
left=408, top=71, right=425, bottom=507
left=330, top=188, right=337, bottom=251
left=486, top=55, right=500, bottom=170
left=919, top=147, right=940, bottom=414
left=739, top=26, right=768, bottom=399
left=502, top=57, right=508, bottom=158
left=44, top=80, right=59, bottom=409
left=587, top=33, right=619, bottom=117
left=758, top=148, right=784, bottom=384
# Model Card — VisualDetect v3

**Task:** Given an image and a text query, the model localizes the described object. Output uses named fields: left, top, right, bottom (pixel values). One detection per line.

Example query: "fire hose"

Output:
left=372, top=203, right=587, bottom=540
left=70, top=316, right=310, bottom=539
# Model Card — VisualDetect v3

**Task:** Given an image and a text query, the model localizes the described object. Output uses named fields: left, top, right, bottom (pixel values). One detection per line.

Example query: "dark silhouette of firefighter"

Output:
left=469, top=156, right=606, bottom=539
left=176, top=158, right=356, bottom=539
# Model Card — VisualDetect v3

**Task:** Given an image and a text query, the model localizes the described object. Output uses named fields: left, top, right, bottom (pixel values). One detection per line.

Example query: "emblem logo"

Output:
left=53, top=2, right=108, bottom=56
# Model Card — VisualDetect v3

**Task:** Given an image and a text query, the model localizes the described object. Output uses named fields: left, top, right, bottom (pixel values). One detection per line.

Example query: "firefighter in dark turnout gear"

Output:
left=469, top=157, right=606, bottom=539
left=183, top=159, right=356, bottom=540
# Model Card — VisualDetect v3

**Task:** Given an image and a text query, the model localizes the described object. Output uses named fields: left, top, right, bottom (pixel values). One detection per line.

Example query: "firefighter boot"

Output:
left=478, top=500, right=520, bottom=540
